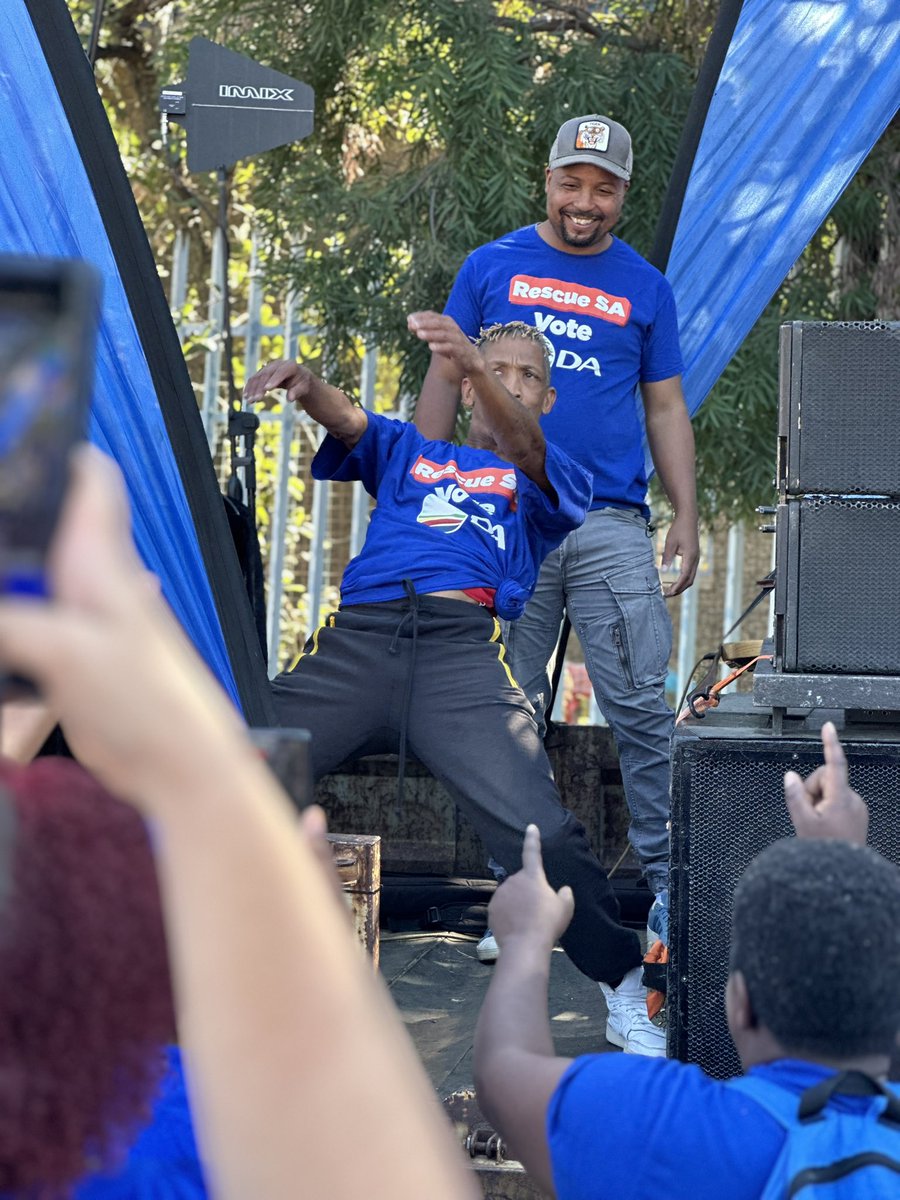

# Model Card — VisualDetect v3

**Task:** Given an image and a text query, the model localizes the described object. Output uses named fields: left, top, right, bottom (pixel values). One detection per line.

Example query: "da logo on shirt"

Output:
left=416, top=493, right=468, bottom=533
left=508, top=274, right=631, bottom=326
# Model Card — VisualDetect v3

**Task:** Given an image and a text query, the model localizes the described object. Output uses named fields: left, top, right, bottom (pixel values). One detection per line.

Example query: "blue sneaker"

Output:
left=647, top=888, right=669, bottom=947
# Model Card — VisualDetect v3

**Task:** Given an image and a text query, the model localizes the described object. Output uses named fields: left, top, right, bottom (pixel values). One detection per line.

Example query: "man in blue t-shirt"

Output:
left=245, top=314, right=649, bottom=999
left=473, top=724, right=900, bottom=1199
left=415, top=115, right=700, bottom=993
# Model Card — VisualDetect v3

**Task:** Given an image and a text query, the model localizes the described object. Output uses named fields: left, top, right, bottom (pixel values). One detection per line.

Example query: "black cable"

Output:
left=87, top=0, right=106, bottom=70
left=648, top=0, right=746, bottom=271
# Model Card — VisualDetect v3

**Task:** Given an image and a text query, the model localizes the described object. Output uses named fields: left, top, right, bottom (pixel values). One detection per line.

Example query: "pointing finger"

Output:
left=521, top=823, right=545, bottom=877
left=821, top=721, right=847, bottom=779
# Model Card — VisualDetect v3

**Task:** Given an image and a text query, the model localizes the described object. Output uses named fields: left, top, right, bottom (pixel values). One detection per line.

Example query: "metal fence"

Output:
left=168, top=228, right=378, bottom=676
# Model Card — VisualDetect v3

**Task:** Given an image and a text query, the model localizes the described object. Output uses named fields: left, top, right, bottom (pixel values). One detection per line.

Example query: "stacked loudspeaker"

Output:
left=762, top=321, right=900, bottom=702
left=668, top=321, right=900, bottom=1077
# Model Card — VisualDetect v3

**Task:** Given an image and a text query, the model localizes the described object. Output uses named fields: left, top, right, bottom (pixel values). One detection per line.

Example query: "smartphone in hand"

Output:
left=248, top=727, right=315, bottom=811
left=0, top=256, right=101, bottom=699
left=0, top=255, right=101, bottom=599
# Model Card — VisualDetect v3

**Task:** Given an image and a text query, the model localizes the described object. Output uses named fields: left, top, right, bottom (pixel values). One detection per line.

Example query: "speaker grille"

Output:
left=795, top=496, right=900, bottom=674
left=670, top=728, right=900, bottom=1079
left=792, top=322, right=900, bottom=496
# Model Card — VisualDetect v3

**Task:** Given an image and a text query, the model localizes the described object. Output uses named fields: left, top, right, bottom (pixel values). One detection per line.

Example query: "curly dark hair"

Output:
left=732, top=837, right=900, bottom=1059
left=0, top=757, right=174, bottom=1195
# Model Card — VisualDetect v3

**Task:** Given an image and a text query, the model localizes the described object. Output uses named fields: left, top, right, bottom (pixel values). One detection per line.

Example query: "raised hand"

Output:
left=784, top=721, right=868, bottom=846
left=407, top=311, right=482, bottom=377
left=243, top=358, right=315, bottom=407
left=489, top=824, right=575, bottom=955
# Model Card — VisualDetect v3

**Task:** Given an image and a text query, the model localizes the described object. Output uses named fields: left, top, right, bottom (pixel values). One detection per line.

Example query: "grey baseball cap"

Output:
left=548, top=115, right=633, bottom=181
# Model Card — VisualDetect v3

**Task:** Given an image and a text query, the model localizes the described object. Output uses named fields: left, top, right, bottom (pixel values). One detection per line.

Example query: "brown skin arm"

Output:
left=244, top=359, right=368, bottom=449
left=474, top=826, right=575, bottom=1196
left=414, top=351, right=463, bottom=441
left=408, top=312, right=555, bottom=496
left=641, top=375, right=699, bottom=596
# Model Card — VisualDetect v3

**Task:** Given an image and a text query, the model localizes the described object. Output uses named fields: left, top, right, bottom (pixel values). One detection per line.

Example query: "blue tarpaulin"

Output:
left=0, top=5, right=240, bottom=705
left=669, top=0, right=900, bottom=425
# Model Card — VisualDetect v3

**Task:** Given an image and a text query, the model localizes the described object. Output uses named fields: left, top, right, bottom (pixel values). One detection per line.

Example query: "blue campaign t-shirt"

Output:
left=76, top=1047, right=207, bottom=1199
left=547, top=1054, right=893, bottom=1200
left=444, top=226, right=683, bottom=516
left=312, top=411, right=591, bottom=621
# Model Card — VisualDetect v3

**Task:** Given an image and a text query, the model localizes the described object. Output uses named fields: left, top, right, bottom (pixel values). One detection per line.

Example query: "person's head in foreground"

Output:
left=0, top=756, right=173, bottom=1195
left=727, top=837, right=900, bottom=1075
left=463, top=321, right=556, bottom=444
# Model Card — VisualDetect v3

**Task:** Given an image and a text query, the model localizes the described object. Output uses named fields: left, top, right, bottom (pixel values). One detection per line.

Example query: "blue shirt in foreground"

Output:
left=76, top=1047, right=206, bottom=1199
left=547, top=1054, right=898, bottom=1200
left=313, top=411, right=592, bottom=620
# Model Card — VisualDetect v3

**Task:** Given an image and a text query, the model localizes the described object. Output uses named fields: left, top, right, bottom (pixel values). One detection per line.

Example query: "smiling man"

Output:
left=416, top=117, right=700, bottom=1019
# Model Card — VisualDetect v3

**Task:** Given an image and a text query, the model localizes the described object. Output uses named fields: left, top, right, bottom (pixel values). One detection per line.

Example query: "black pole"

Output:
left=25, top=0, right=276, bottom=724
left=87, top=0, right=105, bottom=69
left=648, top=0, right=746, bottom=272
left=216, top=167, right=259, bottom=515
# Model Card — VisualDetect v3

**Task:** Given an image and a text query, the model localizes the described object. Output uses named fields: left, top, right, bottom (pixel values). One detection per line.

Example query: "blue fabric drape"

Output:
left=0, top=5, right=240, bottom=704
left=668, top=0, right=900, bottom=429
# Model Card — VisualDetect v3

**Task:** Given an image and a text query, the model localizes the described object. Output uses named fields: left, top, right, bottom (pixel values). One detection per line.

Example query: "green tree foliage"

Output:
left=68, top=1, right=898, bottom=523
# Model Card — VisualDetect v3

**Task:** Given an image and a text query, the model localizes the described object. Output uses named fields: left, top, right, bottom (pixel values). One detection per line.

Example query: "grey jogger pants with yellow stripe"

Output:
left=270, top=594, right=642, bottom=986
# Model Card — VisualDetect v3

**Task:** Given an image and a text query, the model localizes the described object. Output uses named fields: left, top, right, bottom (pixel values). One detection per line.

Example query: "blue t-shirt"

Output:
left=312, top=412, right=591, bottom=620
left=444, top=226, right=683, bottom=516
left=76, top=1047, right=207, bottom=1198
left=547, top=1054, right=895, bottom=1200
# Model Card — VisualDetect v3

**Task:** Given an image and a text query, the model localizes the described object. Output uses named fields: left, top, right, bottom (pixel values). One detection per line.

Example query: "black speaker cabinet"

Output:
left=669, top=698, right=900, bottom=1079
left=775, top=495, right=900, bottom=674
left=779, top=321, right=900, bottom=496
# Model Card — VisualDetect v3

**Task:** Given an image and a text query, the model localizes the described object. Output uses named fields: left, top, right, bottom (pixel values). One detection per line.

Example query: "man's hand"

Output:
left=489, top=824, right=575, bottom=956
left=661, top=511, right=700, bottom=596
left=244, top=358, right=315, bottom=407
left=244, top=359, right=366, bottom=448
left=784, top=721, right=868, bottom=846
left=408, top=312, right=482, bottom=378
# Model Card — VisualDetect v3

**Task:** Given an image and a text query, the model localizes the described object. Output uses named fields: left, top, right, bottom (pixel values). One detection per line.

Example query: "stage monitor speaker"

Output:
left=775, top=495, right=900, bottom=675
left=779, top=321, right=900, bottom=497
left=669, top=698, right=900, bottom=1079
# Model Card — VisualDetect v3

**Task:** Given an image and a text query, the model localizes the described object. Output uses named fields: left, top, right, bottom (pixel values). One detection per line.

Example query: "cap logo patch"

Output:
left=575, top=120, right=609, bottom=151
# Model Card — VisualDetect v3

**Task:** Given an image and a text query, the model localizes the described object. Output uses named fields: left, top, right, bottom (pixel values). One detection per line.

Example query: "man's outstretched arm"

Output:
left=244, top=359, right=368, bottom=448
left=474, top=825, right=575, bottom=1195
left=408, top=311, right=554, bottom=495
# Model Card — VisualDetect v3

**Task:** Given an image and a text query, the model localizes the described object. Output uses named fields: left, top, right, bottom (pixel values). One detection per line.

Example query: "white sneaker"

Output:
left=476, top=929, right=499, bottom=963
left=599, top=966, right=666, bottom=1057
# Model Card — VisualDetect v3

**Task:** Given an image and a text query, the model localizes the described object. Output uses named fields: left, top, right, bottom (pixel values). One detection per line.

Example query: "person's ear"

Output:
left=725, top=970, right=755, bottom=1036
left=460, top=377, right=475, bottom=411
left=544, top=166, right=553, bottom=192
left=624, top=180, right=630, bottom=194
left=541, top=386, right=557, bottom=416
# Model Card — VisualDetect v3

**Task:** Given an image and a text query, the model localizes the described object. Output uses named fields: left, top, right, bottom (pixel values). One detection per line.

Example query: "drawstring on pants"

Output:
left=389, top=579, right=419, bottom=806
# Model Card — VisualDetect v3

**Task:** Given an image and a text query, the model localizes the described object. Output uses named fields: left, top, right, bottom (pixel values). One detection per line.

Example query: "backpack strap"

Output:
left=798, top=1071, right=900, bottom=1128
left=730, top=1071, right=900, bottom=1129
